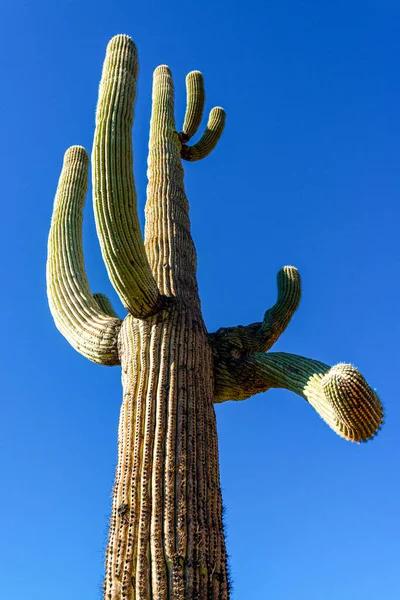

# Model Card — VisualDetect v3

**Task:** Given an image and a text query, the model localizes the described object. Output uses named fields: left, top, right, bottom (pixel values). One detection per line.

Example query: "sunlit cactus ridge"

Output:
left=46, top=34, right=383, bottom=600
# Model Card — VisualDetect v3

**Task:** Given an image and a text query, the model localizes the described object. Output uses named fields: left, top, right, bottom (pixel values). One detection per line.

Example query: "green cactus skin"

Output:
left=46, top=34, right=384, bottom=600
left=208, top=266, right=301, bottom=358
left=181, top=106, right=226, bottom=162
left=47, top=145, right=121, bottom=365
left=180, top=70, right=205, bottom=143
left=92, top=36, right=163, bottom=318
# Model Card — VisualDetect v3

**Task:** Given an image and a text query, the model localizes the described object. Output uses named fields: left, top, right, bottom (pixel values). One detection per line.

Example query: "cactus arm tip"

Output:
left=154, top=64, right=172, bottom=75
left=320, top=363, right=384, bottom=442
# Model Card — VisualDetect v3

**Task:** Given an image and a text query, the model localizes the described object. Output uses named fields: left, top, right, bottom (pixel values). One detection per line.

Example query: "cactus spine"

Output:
left=47, top=35, right=384, bottom=600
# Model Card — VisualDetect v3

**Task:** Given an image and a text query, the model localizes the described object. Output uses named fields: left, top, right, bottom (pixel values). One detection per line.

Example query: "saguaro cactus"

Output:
left=47, top=35, right=384, bottom=600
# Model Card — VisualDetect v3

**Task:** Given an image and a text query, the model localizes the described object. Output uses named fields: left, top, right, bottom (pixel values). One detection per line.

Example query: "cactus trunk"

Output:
left=105, top=304, right=228, bottom=600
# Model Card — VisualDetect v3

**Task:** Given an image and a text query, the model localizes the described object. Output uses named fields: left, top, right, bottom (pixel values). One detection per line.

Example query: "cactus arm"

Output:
left=213, top=351, right=384, bottom=443
left=179, top=71, right=205, bottom=143
left=92, top=35, right=163, bottom=318
left=259, top=266, right=301, bottom=348
left=181, top=106, right=226, bottom=162
left=93, top=293, right=120, bottom=318
left=47, top=146, right=121, bottom=366
left=208, top=266, right=301, bottom=357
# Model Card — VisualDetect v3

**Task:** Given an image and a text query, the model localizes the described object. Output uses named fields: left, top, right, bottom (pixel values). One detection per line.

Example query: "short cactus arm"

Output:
left=179, top=71, right=205, bottom=143
left=209, top=266, right=301, bottom=357
left=144, top=65, right=225, bottom=301
left=181, top=106, right=226, bottom=162
left=92, top=35, right=163, bottom=318
left=213, top=352, right=384, bottom=443
left=47, top=146, right=121, bottom=366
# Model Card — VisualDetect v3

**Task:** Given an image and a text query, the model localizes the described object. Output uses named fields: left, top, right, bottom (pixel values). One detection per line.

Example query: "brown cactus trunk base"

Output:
left=105, top=304, right=229, bottom=600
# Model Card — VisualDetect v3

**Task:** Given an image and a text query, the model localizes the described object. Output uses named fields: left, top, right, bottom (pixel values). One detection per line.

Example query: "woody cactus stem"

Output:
left=47, top=34, right=384, bottom=600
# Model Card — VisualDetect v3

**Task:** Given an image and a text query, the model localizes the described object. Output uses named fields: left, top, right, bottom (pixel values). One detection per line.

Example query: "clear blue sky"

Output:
left=1, top=1, right=399, bottom=598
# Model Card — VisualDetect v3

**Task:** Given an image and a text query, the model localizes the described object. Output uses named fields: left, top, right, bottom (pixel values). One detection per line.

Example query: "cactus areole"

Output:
left=47, top=35, right=384, bottom=600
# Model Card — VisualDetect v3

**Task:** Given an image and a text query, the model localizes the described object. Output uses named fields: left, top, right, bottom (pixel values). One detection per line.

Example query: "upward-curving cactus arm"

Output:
left=181, top=106, right=226, bottom=162
left=178, top=69, right=225, bottom=161
left=209, top=266, right=301, bottom=358
left=213, top=351, right=384, bottom=443
left=47, top=146, right=121, bottom=366
left=92, top=35, right=163, bottom=318
left=180, top=70, right=205, bottom=143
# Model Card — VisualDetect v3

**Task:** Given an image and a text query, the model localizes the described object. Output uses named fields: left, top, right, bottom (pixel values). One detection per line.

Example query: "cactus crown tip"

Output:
left=154, top=64, right=171, bottom=75
left=280, top=265, right=298, bottom=275
left=109, top=33, right=134, bottom=43
left=326, top=363, right=359, bottom=379
left=64, top=145, right=89, bottom=162
left=321, top=363, right=384, bottom=443
left=107, top=34, right=137, bottom=56
left=187, top=70, right=203, bottom=78
left=67, top=144, right=86, bottom=151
